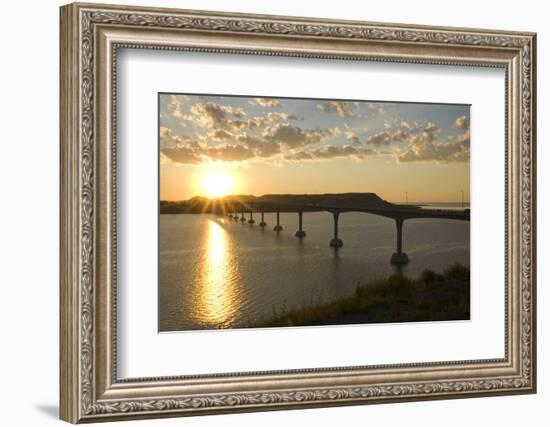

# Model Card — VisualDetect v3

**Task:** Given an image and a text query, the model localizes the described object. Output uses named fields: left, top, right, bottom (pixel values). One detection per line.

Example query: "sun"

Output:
left=200, top=171, right=234, bottom=198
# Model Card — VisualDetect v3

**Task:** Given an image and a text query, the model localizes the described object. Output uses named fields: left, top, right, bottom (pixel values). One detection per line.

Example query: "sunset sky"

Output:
left=159, top=93, right=470, bottom=203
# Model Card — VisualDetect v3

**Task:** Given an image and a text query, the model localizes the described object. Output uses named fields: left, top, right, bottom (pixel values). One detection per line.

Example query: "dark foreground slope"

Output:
left=250, top=264, right=470, bottom=328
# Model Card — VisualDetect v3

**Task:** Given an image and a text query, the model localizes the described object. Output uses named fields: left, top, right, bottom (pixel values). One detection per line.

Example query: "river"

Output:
left=159, top=207, right=470, bottom=331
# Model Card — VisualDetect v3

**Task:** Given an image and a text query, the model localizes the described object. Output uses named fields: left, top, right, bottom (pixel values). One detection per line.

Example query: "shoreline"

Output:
left=249, top=264, right=470, bottom=328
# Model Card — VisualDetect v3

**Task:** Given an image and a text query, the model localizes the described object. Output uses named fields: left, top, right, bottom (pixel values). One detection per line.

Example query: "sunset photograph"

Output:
left=158, top=93, right=471, bottom=332
left=52, top=3, right=538, bottom=421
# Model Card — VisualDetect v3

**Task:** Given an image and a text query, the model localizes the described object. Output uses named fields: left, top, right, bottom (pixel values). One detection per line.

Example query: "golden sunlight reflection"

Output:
left=193, top=219, right=241, bottom=328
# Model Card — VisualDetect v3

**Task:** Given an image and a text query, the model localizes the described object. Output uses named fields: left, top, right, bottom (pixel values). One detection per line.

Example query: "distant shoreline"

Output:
left=160, top=192, right=416, bottom=214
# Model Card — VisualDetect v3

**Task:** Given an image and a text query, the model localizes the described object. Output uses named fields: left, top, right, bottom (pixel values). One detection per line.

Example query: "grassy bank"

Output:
left=250, top=264, right=470, bottom=328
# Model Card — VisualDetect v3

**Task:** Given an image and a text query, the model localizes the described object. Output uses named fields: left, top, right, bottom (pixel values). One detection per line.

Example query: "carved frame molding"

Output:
left=60, top=2, right=536, bottom=423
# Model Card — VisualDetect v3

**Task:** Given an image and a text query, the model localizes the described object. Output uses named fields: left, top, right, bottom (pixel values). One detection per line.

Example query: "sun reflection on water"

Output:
left=193, top=219, right=241, bottom=328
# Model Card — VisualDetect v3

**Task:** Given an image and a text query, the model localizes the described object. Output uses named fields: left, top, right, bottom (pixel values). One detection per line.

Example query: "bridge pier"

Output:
left=329, top=212, right=343, bottom=248
left=259, top=211, right=267, bottom=227
left=248, top=212, right=255, bottom=224
left=273, top=211, right=283, bottom=231
left=233, top=212, right=239, bottom=221
left=390, top=218, right=409, bottom=264
left=295, top=210, right=306, bottom=238
left=240, top=212, right=246, bottom=223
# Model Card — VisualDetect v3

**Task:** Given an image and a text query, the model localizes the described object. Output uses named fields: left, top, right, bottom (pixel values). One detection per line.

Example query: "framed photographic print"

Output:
left=60, top=2, right=537, bottom=423
left=158, top=93, right=472, bottom=332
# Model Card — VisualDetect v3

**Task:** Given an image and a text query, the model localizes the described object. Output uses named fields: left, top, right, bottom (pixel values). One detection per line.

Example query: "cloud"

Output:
left=162, top=143, right=257, bottom=164
left=160, top=96, right=469, bottom=167
left=264, top=124, right=331, bottom=149
left=421, top=122, right=441, bottom=143
left=367, top=102, right=386, bottom=114
left=207, top=129, right=233, bottom=141
left=391, top=130, right=412, bottom=143
left=339, top=117, right=468, bottom=164
left=187, top=102, right=297, bottom=134
left=160, top=98, right=338, bottom=164
left=424, top=121, right=440, bottom=133
left=366, top=129, right=425, bottom=146
left=160, top=126, right=173, bottom=139
left=159, top=151, right=171, bottom=165
left=286, top=145, right=377, bottom=161
left=398, top=129, right=470, bottom=163
left=329, top=127, right=342, bottom=137
left=160, top=131, right=199, bottom=150
left=237, top=135, right=282, bottom=158
left=346, top=133, right=359, bottom=144
left=254, top=98, right=280, bottom=108
left=285, top=151, right=313, bottom=161
left=161, top=129, right=285, bottom=164
left=400, top=120, right=419, bottom=132
left=201, top=144, right=256, bottom=162
left=188, top=102, right=246, bottom=129
left=247, top=112, right=296, bottom=128
left=162, top=124, right=366, bottom=165
left=316, top=101, right=357, bottom=117
left=455, top=115, right=470, bottom=129
left=366, top=131, right=392, bottom=146
left=447, top=129, right=471, bottom=147
left=311, top=145, right=374, bottom=159
left=343, top=123, right=360, bottom=144
left=166, top=95, right=189, bottom=125
left=162, top=146, right=203, bottom=164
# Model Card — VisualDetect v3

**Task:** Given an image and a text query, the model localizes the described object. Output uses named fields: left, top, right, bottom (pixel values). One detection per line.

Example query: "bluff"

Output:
left=160, top=193, right=412, bottom=214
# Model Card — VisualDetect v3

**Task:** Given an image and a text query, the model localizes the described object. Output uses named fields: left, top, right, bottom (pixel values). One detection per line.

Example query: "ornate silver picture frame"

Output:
left=60, top=2, right=536, bottom=423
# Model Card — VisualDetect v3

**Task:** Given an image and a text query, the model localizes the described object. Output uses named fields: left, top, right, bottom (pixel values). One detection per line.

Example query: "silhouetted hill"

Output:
left=160, top=193, right=415, bottom=214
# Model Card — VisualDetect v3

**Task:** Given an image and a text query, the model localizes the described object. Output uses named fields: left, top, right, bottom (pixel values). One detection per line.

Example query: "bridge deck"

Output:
left=229, top=202, right=470, bottom=221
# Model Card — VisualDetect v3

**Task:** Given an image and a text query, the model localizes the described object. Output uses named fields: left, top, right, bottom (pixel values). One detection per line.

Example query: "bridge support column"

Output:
left=259, top=212, right=267, bottom=227
left=295, top=210, right=306, bottom=238
left=273, top=211, right=283, bottom=231
left=329, top=212, right=343, bottom=248
left=240, top=212, right=246, bottom=222
left=248, top=212, right=255, bottom=224
left=390, top=218, right=409, bottom=264
left=233, top=212, right=239, bottom=221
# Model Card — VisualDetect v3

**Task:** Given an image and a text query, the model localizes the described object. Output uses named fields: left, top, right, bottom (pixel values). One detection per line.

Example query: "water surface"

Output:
left=159, top=207, right=470, bottom=331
